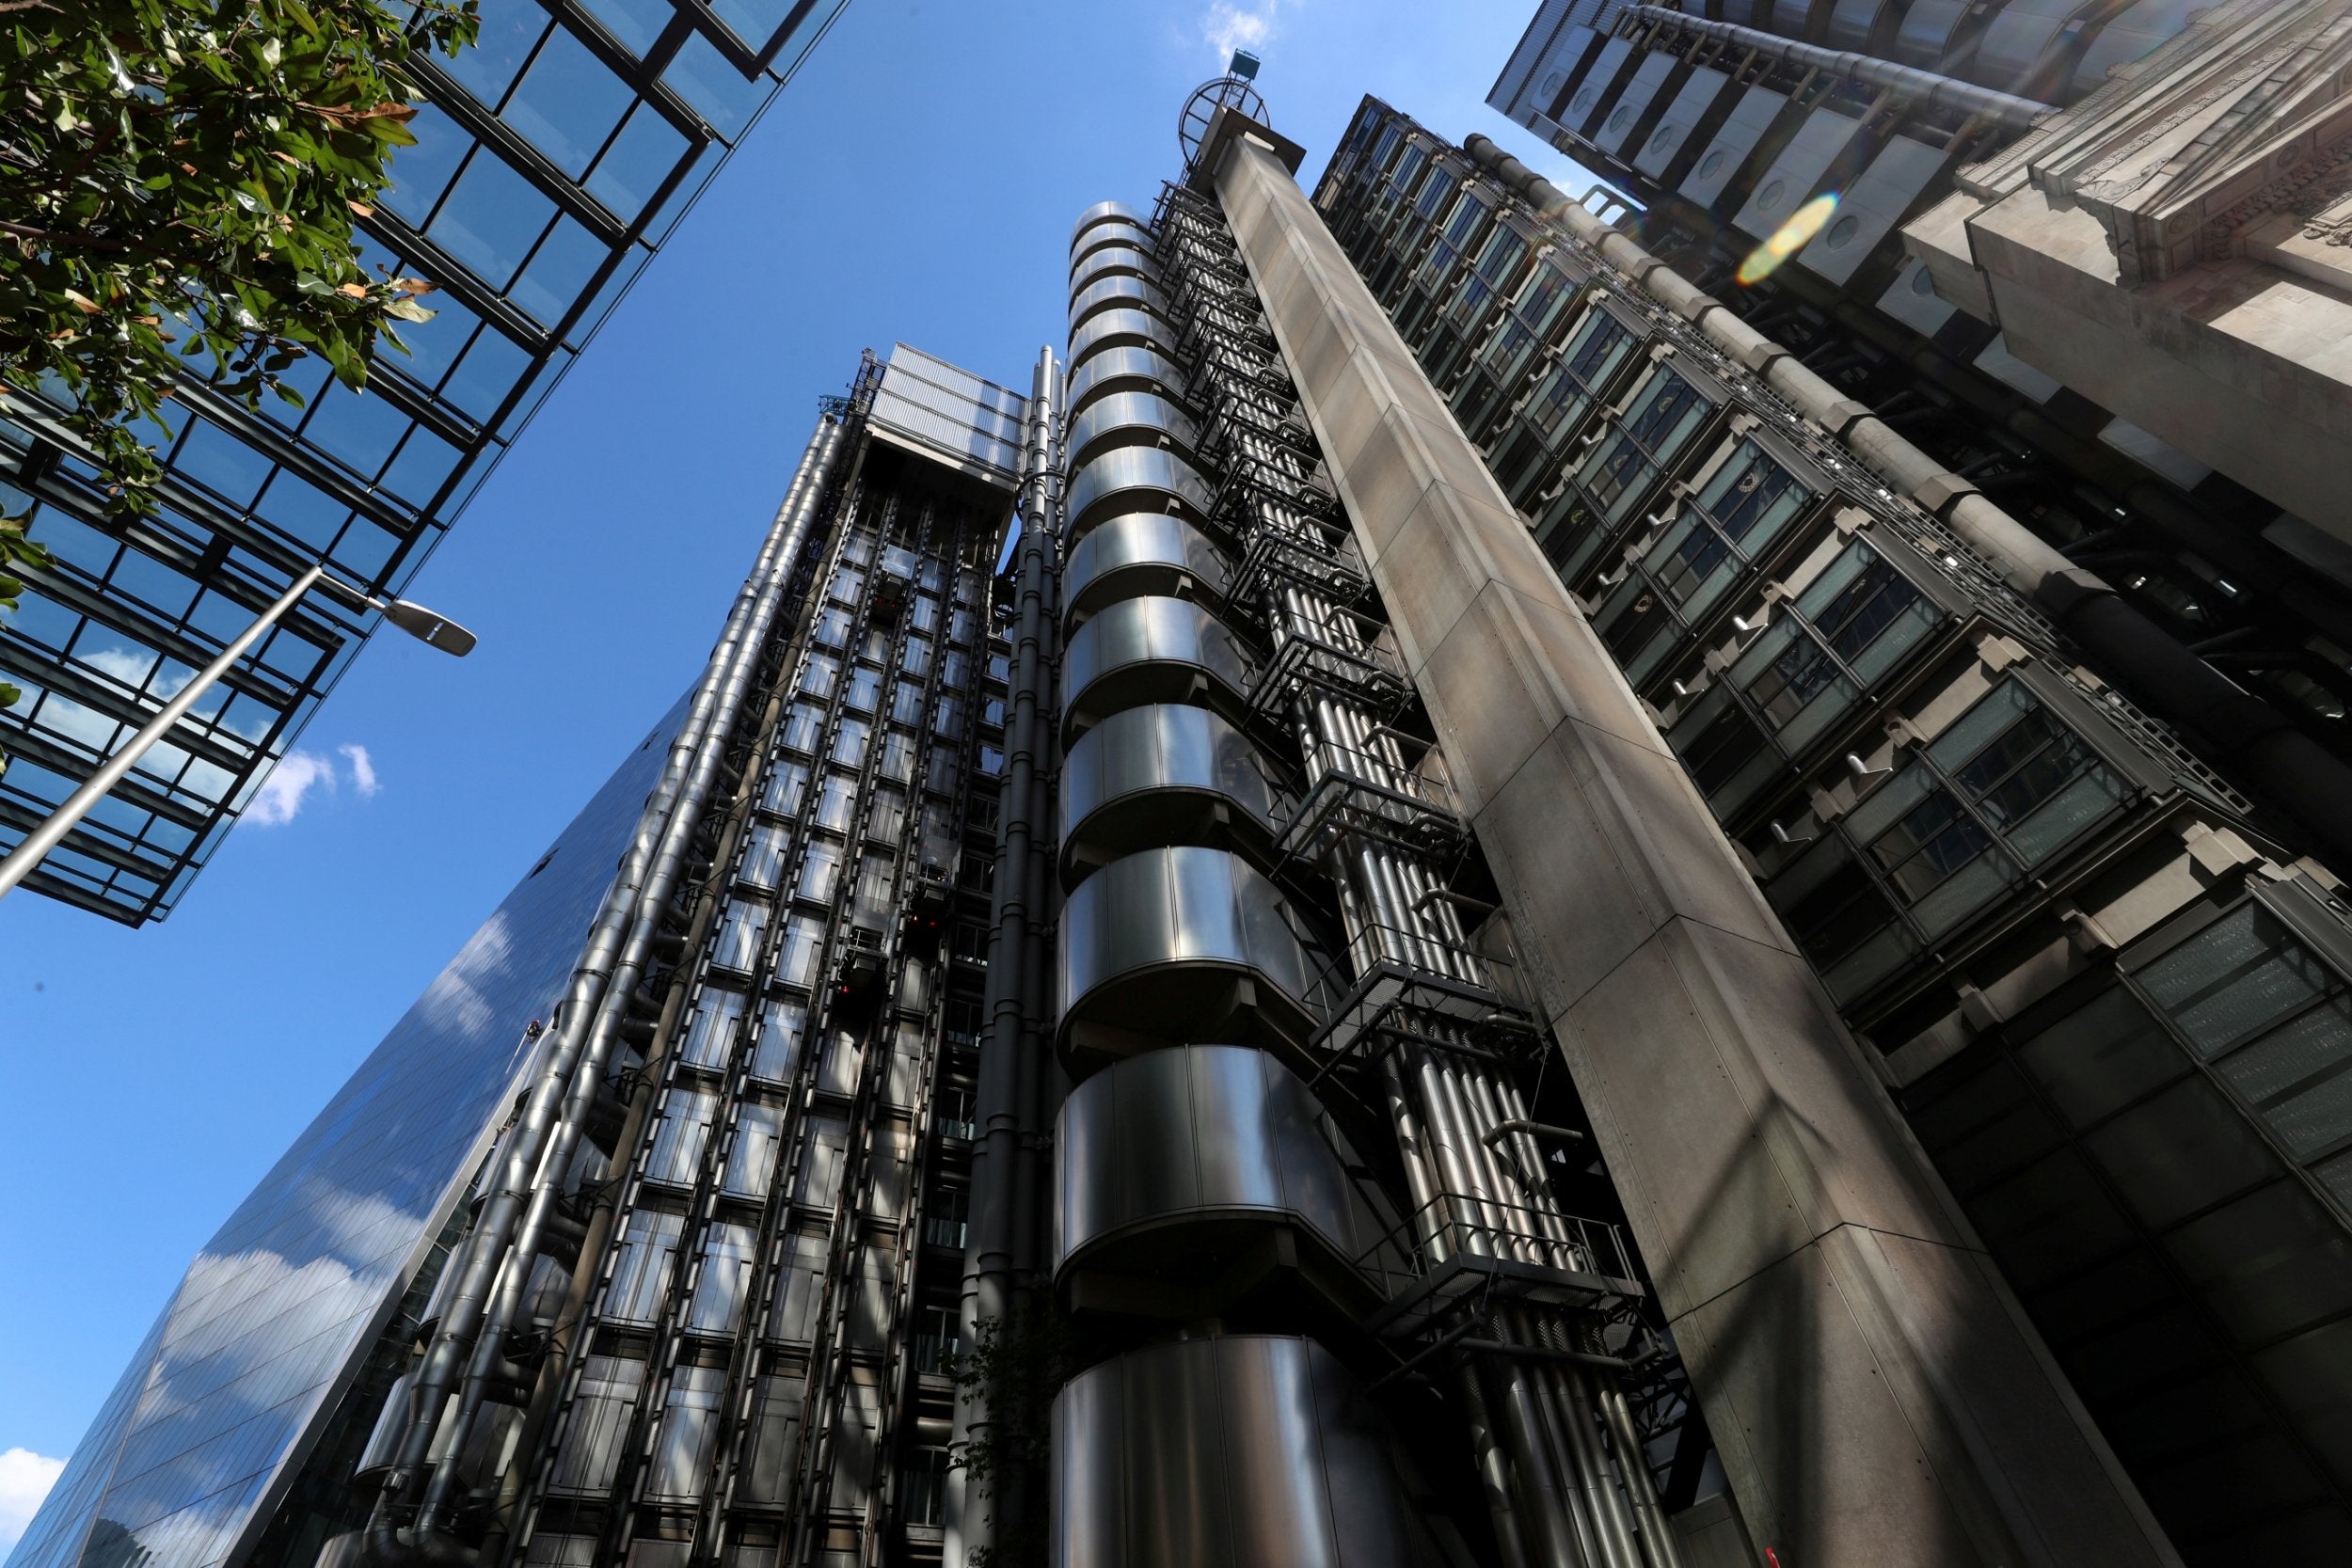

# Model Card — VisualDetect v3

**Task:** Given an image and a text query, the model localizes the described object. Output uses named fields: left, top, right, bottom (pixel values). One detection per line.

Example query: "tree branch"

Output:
left=0, top=216, right=129, bottom=250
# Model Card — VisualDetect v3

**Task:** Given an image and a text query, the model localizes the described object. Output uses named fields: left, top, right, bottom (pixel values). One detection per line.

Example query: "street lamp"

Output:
left=0, top=564, right=475, bottom=902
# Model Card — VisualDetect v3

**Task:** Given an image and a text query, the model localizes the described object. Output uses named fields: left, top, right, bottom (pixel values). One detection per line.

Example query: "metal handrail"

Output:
left=1303, top=736, right=1459, bottom=817
left=1357, top=1193, right=1634, bottom=1300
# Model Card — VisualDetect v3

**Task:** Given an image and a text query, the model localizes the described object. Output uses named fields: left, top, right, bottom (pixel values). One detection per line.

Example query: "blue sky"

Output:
left=0, top=0, right=1592, bottom=1541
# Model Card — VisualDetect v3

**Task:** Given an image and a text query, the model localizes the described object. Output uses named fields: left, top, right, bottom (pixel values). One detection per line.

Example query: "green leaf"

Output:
left=0, top=0, right=456, bottom=517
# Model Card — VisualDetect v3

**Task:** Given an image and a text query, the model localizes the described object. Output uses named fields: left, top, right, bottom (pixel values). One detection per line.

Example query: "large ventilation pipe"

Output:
left=1463, top=132, right=2352, bottom=874
left=360, top=411, right=846, bottom=1567
left=1620, top=5, right=2054, bottom=130
left=946, top=343, right=1061, bottom=1568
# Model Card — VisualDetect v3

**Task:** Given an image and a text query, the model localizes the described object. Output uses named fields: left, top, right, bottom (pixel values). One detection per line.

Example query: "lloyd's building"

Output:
left=20, top=63, right=2352, bottom=1568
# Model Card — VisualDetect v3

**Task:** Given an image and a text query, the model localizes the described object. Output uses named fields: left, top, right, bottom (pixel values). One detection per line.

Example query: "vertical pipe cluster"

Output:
left=362, top=415, right=846, bottom=1566
left=1158, top=174, right=1687, bottom=1568
left=945, top=346, right=1062, bottom=1567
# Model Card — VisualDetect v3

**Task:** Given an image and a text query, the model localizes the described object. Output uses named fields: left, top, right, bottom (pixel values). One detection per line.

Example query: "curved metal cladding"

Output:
left=1055, top=1046, right=1380, bottom=1280
left=1058, top=704, right=1281, bottom=881
left=1058, top=594, right=1252, bottom=740
left=1057, top=846, right=1324, bottom=1070
left=1070, top=245, right=1162, bottom=302
left=1063, top=445, right=1217, bottom=537
left=1052, top=1336, right=1445, bottom=1568
left=1062, top=514, right=1232, bottom=628
left=1067, top=389, right=1202, bottom=469
left=1071, top=199, right=1146, bottom=248
left=1068, top=308, right=1180, bottom=373
left=1072, top=219, right=1156, bottom=268
left=7, top=699, right=689, bottom=1568
left=1070, top=274, right=1174, bottom=331
left=1065, top=345, right=1187, bottom=422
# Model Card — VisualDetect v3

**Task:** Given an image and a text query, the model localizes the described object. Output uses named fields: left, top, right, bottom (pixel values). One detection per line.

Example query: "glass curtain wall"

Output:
left=0, top=0, right=848, bottom=922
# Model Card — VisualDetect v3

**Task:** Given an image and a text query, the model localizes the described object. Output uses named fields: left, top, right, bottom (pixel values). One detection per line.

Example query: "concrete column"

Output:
left=1210, top=133, right=2181, bottom=1568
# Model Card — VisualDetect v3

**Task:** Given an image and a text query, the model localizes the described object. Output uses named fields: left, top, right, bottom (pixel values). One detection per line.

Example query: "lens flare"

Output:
left=1736, top=192, right=1840, bottom=285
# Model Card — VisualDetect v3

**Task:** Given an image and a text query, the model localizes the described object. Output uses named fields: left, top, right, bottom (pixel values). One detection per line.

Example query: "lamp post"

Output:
left=0, top=564, right=475, bottom=902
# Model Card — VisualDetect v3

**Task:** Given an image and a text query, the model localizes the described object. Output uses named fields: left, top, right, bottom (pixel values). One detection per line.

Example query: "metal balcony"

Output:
left=1358, top=1195, right=1643, bottom=1342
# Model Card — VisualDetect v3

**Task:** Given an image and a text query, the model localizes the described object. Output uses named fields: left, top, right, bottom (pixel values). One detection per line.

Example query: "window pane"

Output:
left=429, top=154, right=557, bottom=289
left=331, top=518, right=401, bottom=582
left=586, top=103, right=691, bottom=225
left=2165, top=1178, right=2352, bottom=1347
left=383, top=426, right=462, bottom=504
left=171, top=420, right=273, bottom=507
left=2218, top=999, right=2352, bottom=1156
left=511, top=216, right=607, bottom=329
left=502, top=28, right=633, bottom=176
left=709, top=0, right=799, bottom=50
left=815, top=773, right=857, bottom=832
left=2082, top=1074, right=2283, bottom=1229
left=442, top=0, right=552, bottom=106
left=2016, top=988, right=2184, bottom=1129
left=381, top=103, right=470, bottom=223
left=443, top=325, right=532, bottom=423
left=580, top=0, right=675, bottom=55
left=662, top=31, right=764, bottom=141
left=2142, top=906, right=2336, bottom=1057
left=254, top=469, right=352, bottom=551
left=298, top=386, right=410, bottom=481
left=381, top=288, right=481, bottom=394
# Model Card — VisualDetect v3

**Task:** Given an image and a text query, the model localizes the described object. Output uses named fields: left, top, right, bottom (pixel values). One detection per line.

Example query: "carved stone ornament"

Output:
left=1994, top=0, right=2352, bottom=283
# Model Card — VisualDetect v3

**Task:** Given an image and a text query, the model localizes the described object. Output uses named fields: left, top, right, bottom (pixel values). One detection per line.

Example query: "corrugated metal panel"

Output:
left=867, top=343, right=1027, bottom=486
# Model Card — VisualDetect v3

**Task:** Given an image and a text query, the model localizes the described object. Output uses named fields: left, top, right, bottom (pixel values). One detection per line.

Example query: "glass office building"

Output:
left=27, top=73, right=2352, bottom=1568
left=9, top=344, right=1036, bottom=1568
left=0, top=0, right=849, bottom=923
left=1314, top=94, right=2352, bottom=1564
left=1483, top=0, right=2352, bottom=776
left=8, top=698, right=690, bottom=1568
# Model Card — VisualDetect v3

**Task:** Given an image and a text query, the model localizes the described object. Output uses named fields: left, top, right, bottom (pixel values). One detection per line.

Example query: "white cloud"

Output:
left=245, top=746, right=381, bottom=826
left=1202, top=0, right=1289, bottom=62
left=246, top=750, right=336, bottom=826
left=417, top=909, right=516, bottom=1040
left=0, top=1449, right=67, bottom=1553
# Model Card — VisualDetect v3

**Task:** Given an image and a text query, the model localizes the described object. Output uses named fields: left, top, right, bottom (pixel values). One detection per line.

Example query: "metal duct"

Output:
left=1070, top=245, right=1163, bottom=302
left=1056, top=845, right=1325, bottom=1069
left=1058, top=594, right=1253, bottom=739
left=1069, top=308, right=1183, bottom=375
left=1623, top=4, right=2054, bottom=129
left=1071, top=274, right=1175, bottom=330
left=1065, top=345, right=1188, bottom=423
left=1067, top=389, right=1202, bottom=469
left=1072, top=199, right=1148, bottom=246
left=947, top=343, right=1063, bottom=1568
left=1055, top=1044, right=1386, bottom=1307
left=1058, top=703, right=1282, bottom=880
left=1062, top=445, right=1218, bottom=536
left=1073, top=224, right=1159, bottom=276
left=1052, top=1336, right=1446, bottom=1568
left=1062, top=515, right=1231, bottom=627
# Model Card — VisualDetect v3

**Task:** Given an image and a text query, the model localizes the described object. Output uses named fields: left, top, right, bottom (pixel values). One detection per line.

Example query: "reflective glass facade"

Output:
left=9, top=346, right=1031, bottom=1568
left=8, top=699, right=688, bottom=1568
left=0, top=0, right=849, bottom=924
